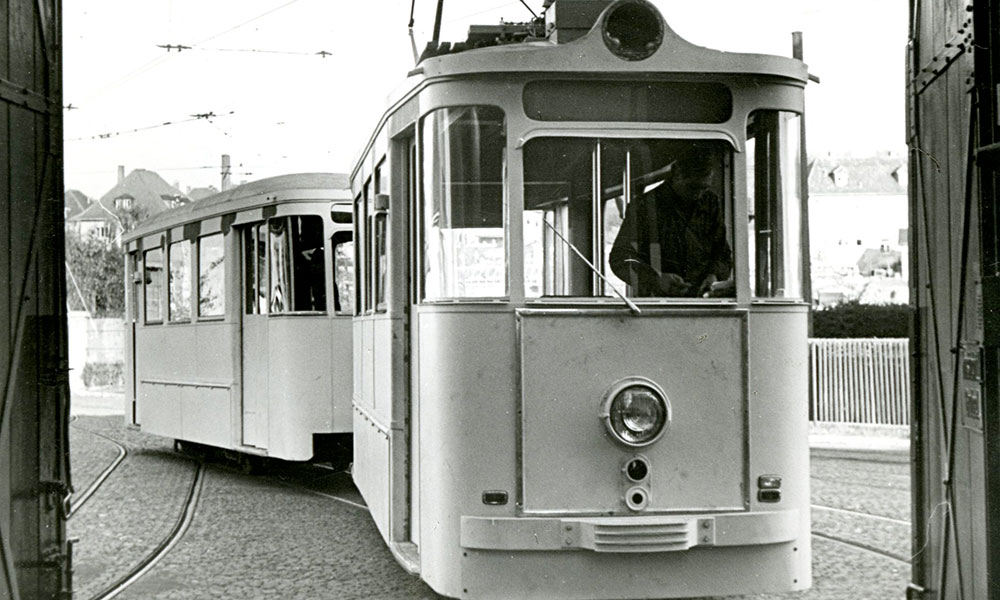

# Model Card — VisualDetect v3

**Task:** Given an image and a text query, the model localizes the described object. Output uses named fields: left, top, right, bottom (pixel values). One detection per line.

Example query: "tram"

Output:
left=349, top=1, right=812, bottom=597
left=122, top=173, right=355, bottom=462
left=908, top=0, right=1000, bottom=598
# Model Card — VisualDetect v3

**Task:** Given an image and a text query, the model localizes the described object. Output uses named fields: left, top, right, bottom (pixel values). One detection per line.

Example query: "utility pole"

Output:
left=221, top=154, right=231, bottom=191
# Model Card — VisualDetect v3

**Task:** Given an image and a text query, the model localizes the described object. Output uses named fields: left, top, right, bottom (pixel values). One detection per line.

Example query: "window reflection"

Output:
left=144, top=247, right=163, bottom=322
left=332, top=231, right=354, bottom=315
left=198, top=234, right=225, bottom=317
left=747, top=110, right=804, bottom=300
left=421, top=106, right=506, bottom=300
left=169, top=241, right=192, bottom=320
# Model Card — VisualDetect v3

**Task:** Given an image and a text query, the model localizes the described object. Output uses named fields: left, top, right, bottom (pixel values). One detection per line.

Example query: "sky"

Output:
left=62, top=0, right=909, bottom=198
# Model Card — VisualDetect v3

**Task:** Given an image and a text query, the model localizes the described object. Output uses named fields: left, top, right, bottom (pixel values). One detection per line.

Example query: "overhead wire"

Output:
left=66, top=111, right=235, bottom=142
left=78, top=0, right=306, bottom=105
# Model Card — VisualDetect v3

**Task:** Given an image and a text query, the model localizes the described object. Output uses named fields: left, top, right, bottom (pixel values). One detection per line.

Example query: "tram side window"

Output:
left=523, top=137, right=734, bottom=299
left=374, top=159, right=389, bottom=311
left=353, top=193, right=365, bottom=315
left=168, top=240, right=192, bottom=321
left=198, top=233, right=225, bottom=317
left=746, top=110, right=804, bottom=300
left=421, top=105, right=507, bottom=300
left=363, top=178, right=374, bottom=312
left=144, top=246, right=164, bottom=323
left=244, top=223, right=268, bottom=314
left=268, top=215, right=327, bottom=313
left=331, top=231, right=354, bottom=315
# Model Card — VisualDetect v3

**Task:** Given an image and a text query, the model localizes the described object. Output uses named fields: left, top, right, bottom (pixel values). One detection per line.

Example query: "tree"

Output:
left=65, top=230, right=125, bottom=317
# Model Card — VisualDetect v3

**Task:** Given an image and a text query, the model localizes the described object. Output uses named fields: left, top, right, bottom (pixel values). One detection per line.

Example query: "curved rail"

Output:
left=811, top=530, right=911, bottom=564
left=68, top=425, right=128, bottom=518
left=811, top=502, right=911, bottom=565
left=88, top=462, right=206, bottom=600
left=812, top=503, right=911, bottom=526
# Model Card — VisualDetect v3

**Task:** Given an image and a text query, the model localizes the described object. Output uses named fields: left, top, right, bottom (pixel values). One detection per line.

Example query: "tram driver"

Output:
left=609, top=148, right=734, bottom=298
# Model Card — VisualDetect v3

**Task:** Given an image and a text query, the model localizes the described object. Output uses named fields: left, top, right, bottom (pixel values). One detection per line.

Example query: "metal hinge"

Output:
left=40, top=479, right=72, bottom=517
left=0, top=75, right=57, bottom=115
left=906, top=582, right=927, bottom=599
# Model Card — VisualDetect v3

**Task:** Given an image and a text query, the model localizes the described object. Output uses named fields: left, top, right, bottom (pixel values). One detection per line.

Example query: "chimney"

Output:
left=221, top=154, right=231, bottom=191
left=117, top=165, right=125, bottom=183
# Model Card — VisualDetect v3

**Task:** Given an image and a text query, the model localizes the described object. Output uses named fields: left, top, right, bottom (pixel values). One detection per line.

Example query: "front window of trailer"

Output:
left=421, top=105, right=506, bottom=300
left=523, top=138, right=734, bottom=299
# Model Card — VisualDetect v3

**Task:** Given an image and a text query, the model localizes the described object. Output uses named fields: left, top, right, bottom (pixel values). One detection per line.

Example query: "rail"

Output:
left=809, top=338, right=910, bottom=426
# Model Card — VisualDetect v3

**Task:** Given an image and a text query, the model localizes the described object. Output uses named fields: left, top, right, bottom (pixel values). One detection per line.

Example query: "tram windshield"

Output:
left=523, top=138, right=733, bottom=299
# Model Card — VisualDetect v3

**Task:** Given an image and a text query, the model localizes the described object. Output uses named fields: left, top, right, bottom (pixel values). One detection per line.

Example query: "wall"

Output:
left=67, top=311, right=124, bottom=392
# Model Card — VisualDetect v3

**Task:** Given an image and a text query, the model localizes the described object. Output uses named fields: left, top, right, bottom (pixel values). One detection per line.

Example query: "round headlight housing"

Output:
left=602, top=0, right=664, bottom=61
left=601, top=378, right=670, bottom=447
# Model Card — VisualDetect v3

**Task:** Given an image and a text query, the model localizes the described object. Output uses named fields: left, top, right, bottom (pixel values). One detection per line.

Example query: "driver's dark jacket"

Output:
left=609, top=181, right=732, bottom=296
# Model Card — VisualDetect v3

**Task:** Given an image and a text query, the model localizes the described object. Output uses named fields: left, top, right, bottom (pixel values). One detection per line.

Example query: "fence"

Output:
left=809, top=338, right=910, bottom=425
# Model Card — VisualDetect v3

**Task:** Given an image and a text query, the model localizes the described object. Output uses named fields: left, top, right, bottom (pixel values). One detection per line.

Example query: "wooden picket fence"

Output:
left=809, top=338, right=910, bottom=425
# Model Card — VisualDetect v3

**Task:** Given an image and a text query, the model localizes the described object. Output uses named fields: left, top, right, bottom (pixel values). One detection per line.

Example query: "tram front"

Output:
left=350, top=1, right=811, bottom=598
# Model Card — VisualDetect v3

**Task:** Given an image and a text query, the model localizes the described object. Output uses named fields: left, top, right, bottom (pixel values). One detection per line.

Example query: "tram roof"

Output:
left=410, top=27, right=807, bottom=83
left=354, top=3, right=808, bottom=178
left=123, top=172, right=350, bottom=242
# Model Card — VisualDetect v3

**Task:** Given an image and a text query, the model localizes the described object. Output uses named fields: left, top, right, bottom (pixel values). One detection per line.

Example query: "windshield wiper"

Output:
left=540, top=218, right=641, bottom=315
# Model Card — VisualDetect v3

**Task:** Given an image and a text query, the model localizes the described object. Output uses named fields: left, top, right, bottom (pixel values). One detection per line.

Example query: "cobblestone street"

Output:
left=69, top=409, right=911, bottom=600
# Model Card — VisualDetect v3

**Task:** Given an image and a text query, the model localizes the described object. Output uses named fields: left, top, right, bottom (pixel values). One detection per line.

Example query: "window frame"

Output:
left=373, top=157, right=390, bottom=313
left=197, top=232, right=226, bottom=319
left=746, top=109, right=806, bottom=302
left=167, top=239, right=193, bottom=323
left=418, top=104, right=509, bottom=303
left=330, top=229, right=354, bottom=316
left=522, top=135, right=736, bottom=303
left=143, top=244, right=164, bottom=324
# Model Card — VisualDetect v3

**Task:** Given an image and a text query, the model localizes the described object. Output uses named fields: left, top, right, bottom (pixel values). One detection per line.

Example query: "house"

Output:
left=65, top=189, right=91, bottom=220
left=68, top=167, right=188, bottom=244
left=808, top=152, right=909, bottom=306
left=187, top=185, right=219, bottom=201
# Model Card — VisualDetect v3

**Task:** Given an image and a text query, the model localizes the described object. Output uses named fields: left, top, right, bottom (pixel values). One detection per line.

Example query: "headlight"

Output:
left=601, top=378, right=670, bottom=446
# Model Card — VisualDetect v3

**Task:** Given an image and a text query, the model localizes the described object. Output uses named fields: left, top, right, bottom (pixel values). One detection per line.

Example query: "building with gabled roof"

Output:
left=65, top=189, right=91, bottom=220
left=808, top=151, right=909, bottom=306
left=186, top=185, right=219, bottom=201
left=68, top=167, right=188, bottom=244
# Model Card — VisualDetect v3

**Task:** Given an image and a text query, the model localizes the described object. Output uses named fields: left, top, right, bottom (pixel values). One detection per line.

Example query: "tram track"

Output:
left=69, top=419, right=208, bottom=600
left=68, top=422, right=128, bottom=518
left=811, top=503, right=910, bottom=526
left=811, top=530, right=910, bottom=564
left=87, top=461, right=205, bottom=600
left=811, top=502, right=911, bottom=565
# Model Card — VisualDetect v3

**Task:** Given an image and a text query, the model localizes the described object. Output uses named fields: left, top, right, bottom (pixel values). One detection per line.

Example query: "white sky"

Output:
left=63, top=0, right=908, bottom=198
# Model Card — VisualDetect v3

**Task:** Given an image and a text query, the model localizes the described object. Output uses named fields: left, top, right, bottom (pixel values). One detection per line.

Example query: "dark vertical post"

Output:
left=793, top=32, right=813, bottom=320
left=974, top=1, right=1000, bottom=599
left=431, top=0, right=445, bottom=46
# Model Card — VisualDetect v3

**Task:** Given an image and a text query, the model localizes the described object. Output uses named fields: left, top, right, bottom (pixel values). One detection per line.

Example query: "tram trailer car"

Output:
left=349, top=1, right=812, bottom=597
left=123, top=173, right=355, bottom=462
left=908, top=0, right=1000, bottom=598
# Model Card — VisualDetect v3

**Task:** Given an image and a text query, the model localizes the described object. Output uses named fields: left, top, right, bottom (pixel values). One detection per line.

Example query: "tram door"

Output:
left=126, top=251, right=140, bottom=424
left=405, top=137, right=419, bottom=548
left=241, top=223, right=269, bottom=448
